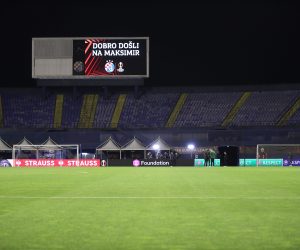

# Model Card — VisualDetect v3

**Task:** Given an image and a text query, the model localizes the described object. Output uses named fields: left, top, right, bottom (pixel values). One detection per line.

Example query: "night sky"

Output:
left=1, top=3, right=300, bottom=87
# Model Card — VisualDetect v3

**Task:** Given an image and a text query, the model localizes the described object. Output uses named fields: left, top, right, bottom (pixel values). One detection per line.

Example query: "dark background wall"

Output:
left=1, top=3, right=300, bottom=87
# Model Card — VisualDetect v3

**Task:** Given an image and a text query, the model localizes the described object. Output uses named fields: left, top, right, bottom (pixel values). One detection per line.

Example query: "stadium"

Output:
left=1, top=3, right=300, bottom=250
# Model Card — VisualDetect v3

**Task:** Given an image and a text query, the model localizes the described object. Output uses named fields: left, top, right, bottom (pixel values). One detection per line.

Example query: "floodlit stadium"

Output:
left=1, top=2, right=300, bottom=250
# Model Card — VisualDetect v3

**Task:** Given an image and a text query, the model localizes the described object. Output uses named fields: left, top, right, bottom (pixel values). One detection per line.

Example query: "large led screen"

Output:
left=73, top=38, right=148, bottom=77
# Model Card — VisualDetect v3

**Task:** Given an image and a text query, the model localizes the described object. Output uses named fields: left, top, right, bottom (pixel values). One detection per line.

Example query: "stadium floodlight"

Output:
left=187, top=144, right=195, bottom=150
left=187, top=144, right=195, bottom=159
left=152, top=144, right=160, bottom=150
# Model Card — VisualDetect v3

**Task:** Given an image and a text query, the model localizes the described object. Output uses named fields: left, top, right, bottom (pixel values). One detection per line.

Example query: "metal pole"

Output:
left=77, top=145, right=79, bottom=162
left=256, top=144, right=259, bottom=167
left=12, top=147, right=15, bottom=161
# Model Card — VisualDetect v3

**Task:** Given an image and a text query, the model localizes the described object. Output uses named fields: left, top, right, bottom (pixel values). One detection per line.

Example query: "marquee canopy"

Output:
left=121, top=137, right=146, bottom=151
left=0, top=137, right=12, bottom=151
left=96, top=137, right=121, bottom=151
left=146, top=137, right=172, bottom=151
left=15, top=137, right=36, bottom=150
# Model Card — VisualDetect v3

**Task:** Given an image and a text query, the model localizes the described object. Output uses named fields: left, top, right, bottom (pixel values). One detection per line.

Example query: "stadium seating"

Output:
left=288, top=107, right=300, bottom=126
left=231, top=91, right=299, bottom=127
left=2, top=93, right=55, bottom=128
left=93, top=95, right=118, bottom=128
left=1, top=89, right=300, bottom=129
left=173, top=92, right=241, bottom=127
left=61, top=94, right=83, bottom=128
left=118, top=93, right=179, bottom=128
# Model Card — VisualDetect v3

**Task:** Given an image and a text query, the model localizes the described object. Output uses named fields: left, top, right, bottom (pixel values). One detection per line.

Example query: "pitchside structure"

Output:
left=256, top=144, right=300, bottom=166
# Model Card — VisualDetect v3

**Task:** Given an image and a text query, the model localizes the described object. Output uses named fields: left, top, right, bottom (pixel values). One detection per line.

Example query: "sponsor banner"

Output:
left=173, top=159, right=194, bottom=167
left=133, top=160, right=193, bottom=167
left=239, top=159, right=257, bottom=167
left=0, top=159, right=13, bottom=167
left=102, top=159, right=193, bottom=167
left=194, top=159, right=220, bottom=167
left=14, top=159, right=100, bottom=167
left=194, top=159, right=205, bottom=167
left=106, top=159, right=132, bottom=166
left=133, top=159, right=171, bottom=167
left=257, top=159, right=283, bottom=167
left=195, top=158, right=282, bottom=167
left=214, top=159, right=221, bottom=166
left=283, top=159, right=300, bottom=167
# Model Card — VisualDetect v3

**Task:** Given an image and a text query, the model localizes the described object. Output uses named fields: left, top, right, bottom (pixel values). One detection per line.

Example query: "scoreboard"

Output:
left=32, top=37, right=149, bottom=79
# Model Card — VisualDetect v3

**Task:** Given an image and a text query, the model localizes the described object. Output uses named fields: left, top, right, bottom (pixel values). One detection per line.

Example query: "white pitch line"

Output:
left=0, top=196, right=300, bottom=200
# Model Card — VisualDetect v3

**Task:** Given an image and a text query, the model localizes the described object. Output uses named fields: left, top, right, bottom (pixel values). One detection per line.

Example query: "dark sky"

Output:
left=1, top=3, right=300, bottom=87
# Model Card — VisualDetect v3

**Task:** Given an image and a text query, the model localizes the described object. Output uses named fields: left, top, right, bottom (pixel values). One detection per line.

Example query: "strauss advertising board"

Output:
left=13, top=159, right=101, bottom=167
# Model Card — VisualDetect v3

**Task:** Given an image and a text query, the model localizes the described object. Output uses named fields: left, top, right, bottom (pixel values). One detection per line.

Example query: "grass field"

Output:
left=0, top=167, right=300, bottom=250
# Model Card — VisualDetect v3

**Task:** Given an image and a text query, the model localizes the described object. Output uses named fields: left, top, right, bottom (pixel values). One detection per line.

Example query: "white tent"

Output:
left=40, top=137, right=62, bottom=150
left=42, top=137, right=59, bottom=146
left=0, top=137, right=12, bottom=151
left=121, top=137, right=146, bottom=158
left=13, top=137, right=37, bottom=159
left=96, top=136, right=121, bottom=159
left=15, top=137, right=36, bottom=150
left=146, top=136, right=172, bottom=151
left=37, top=136, right=63, bottom=158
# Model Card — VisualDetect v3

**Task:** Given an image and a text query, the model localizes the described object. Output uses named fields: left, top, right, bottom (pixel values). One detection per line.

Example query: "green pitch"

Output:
left=0, top=167, right=300, bottom=250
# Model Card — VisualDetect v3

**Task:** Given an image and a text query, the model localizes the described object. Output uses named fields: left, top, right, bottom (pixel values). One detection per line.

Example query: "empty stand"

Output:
left=1, top=89, right=299, bottom=129
left=174, top=92, right=241, bottom=127
left=119, top=93, right=179, bottom=128
left=231, top=91, right=299, bottom=127
left=2, top=94, right=55, bottom=128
